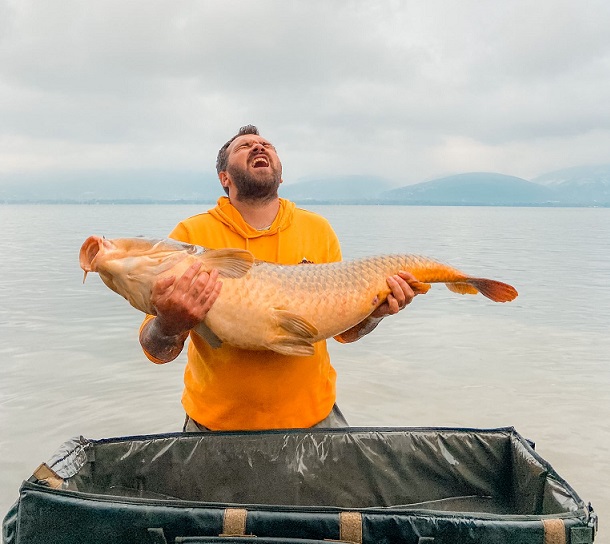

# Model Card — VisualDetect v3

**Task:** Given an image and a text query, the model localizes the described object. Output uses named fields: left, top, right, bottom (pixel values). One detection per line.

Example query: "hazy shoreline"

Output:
left=2, top=200, right=609, bottom=207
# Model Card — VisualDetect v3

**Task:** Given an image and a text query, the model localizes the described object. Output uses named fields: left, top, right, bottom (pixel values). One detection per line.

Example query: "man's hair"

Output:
left=216, top=124, right=260, bottom=174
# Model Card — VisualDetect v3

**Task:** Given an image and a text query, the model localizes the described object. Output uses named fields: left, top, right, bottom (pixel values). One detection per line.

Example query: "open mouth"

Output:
left=251, top=156, right=270, bottom=168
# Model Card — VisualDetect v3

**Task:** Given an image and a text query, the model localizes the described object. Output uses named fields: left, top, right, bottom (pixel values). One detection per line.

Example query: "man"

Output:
left=139, top=125, right=421, bottom=431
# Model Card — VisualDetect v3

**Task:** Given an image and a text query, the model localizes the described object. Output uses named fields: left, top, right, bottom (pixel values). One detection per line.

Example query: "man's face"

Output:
left=223, top=135, right=283, bottom=202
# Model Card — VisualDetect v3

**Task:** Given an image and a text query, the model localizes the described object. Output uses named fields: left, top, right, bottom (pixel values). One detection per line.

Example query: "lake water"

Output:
left=1, top=203, right=609, bottom=536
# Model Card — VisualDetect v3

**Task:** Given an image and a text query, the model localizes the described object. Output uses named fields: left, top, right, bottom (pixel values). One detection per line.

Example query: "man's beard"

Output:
left=227, top=163, right=282, bottom=204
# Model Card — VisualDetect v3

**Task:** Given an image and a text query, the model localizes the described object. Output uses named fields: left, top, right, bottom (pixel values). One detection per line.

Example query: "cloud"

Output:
left=1, top=0, right=609, bottom=183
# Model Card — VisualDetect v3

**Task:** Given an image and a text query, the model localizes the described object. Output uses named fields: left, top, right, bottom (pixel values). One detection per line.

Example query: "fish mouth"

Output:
left=79, top=235, right=106, bottom=275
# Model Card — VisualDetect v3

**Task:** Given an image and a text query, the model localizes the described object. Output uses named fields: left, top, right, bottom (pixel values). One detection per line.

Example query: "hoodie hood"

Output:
left=208, top=197, right=295, bottom=240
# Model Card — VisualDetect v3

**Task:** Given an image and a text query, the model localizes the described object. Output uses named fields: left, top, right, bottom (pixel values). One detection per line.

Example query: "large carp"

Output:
left=79, top=236, right=518, bottom=356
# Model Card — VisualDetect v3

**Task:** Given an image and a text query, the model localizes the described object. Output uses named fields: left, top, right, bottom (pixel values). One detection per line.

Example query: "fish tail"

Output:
left=395, top=256, right=518, bottom=303
left=465, top=278, right=518, bottom=303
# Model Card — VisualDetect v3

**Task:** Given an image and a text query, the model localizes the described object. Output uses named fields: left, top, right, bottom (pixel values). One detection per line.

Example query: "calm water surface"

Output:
left=1, top=204, right=609, bottom=535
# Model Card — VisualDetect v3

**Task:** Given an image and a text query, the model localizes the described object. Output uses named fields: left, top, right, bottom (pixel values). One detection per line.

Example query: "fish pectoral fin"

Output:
left=192, top=322, right=223, bottom=348
left=272, top=309, right=319, bottom=338
left=446, top=282, right=479, bottom=296
left=199, top=248, right=255, bottom=278
left=266, top=309, right=319, bottom=357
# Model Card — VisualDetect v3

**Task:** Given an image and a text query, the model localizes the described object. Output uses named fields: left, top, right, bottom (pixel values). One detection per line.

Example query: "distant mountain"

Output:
left=0, top=169, right=222, bottom=203
left=281, top=175, right=395, bottom=203
left=381, top=172, right=555, bottom=205
left=2, top=165, right=609, bottom=206
left=532, top=164, right=610, bottom=205
left=0, top=170, right=394, bottom=204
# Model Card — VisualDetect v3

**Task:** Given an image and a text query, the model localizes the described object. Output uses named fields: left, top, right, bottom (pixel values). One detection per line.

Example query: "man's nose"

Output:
left=252, top=143, right=265, bottom=153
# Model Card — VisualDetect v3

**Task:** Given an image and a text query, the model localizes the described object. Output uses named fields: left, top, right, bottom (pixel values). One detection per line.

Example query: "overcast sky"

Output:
left=1, top=0, right=609, bottom=185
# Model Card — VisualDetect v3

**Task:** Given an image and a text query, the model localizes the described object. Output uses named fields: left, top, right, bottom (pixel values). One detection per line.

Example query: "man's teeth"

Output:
left=252, top=157, right=269, bottom=167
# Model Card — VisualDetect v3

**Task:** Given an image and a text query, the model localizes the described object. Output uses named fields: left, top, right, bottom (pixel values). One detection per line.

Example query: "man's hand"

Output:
left=334, top=271, right=427, bottom=344
left=152, top=262, right=222, bottom=337
left=140, top=263, right=222, bottom=362
left=370, top=271, right=426, bottom=318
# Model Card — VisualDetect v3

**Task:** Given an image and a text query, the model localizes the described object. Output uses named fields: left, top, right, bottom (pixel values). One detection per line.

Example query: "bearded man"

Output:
left=139, top=125, right=419, bottom=431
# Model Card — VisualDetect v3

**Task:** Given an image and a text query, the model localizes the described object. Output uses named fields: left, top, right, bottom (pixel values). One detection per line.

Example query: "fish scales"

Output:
left=223, top=254, right=467, bottom=342
left=79, top=236, right=518, bottom=356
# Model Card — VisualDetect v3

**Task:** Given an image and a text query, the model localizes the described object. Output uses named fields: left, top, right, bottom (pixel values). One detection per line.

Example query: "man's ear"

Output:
left=219, top=171, right=230, bottom=189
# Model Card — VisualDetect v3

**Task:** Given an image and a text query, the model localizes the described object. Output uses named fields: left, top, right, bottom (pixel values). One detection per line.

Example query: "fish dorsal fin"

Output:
left=192, top=322, right=223, bottom=348
left=199, top=248, right=254, bottom=278
left=265, top=309, right=319, bottom=356
left=446, top=282, right=479, bottom=295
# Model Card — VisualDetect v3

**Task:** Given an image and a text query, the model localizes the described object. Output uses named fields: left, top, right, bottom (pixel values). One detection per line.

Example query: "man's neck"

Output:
left=230, top=197, right=281, bottom=230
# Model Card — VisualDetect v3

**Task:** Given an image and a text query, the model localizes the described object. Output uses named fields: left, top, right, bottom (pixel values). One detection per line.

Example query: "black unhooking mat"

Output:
left=2, top=427, right=598, bottom=543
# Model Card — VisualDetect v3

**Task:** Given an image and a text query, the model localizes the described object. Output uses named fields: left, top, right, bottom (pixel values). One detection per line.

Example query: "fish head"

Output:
left=79, top=236, right=198, bottom=313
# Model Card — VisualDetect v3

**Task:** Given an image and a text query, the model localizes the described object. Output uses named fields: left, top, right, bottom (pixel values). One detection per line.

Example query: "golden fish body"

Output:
left=80, top=236, right=518, bottom=356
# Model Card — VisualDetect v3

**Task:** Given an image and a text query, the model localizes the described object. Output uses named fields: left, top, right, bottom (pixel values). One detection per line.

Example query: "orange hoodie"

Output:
left=142, top=197, right=342, bottom=430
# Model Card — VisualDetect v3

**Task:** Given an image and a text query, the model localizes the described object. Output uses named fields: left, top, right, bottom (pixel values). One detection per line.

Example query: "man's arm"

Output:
left=140, top=317, right=191, bottom=363
left=140, top=263, right=222, bottom=363
left=334, top=271, right=426, bottom=344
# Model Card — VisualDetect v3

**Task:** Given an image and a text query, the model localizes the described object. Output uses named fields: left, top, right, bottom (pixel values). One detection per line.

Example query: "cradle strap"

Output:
left=542, top=518, right=566, bottom=544
left=340, top=511, right=363, bottom=544
left=32, top=463, right=64, bottom=489
left=221, top=508, right=249, bottom=537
